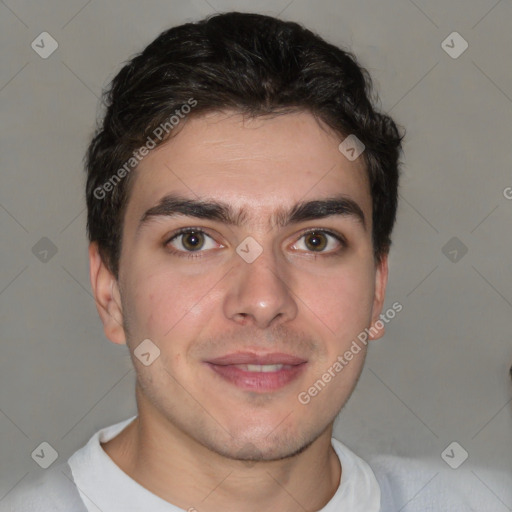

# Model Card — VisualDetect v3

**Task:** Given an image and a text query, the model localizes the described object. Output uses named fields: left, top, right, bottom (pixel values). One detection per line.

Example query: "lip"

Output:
left=207, top=352, right=307, bottom=366
left=205, top=352, right=308, bottom=392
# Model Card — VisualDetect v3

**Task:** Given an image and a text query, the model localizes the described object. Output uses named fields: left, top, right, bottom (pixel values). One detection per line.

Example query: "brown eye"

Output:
left=181, top=231, right=205, bottom=251
left=167, top=229, right=218, bottom=254
left=290, top=229, right=345, bottom=255
left=304, top=231, right=328, bottom=251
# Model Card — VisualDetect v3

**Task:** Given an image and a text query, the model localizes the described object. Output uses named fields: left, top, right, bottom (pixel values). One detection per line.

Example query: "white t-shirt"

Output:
left=4, top=417, right=509, bottom=511
left=371, top=452, right=512, bottom=511
left=2, top=416, right=381, bottom=512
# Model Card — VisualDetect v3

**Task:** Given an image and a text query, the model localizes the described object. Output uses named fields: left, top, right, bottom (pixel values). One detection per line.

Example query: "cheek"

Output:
left=123, top=267, right=219, bottom=343
left=303, top=260, right=375, bottom=339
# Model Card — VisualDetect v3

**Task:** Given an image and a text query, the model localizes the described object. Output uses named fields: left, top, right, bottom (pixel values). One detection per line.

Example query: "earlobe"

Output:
left=88, top=242, right=127, bottom=345
left=369, top=253, right=389, bottom=341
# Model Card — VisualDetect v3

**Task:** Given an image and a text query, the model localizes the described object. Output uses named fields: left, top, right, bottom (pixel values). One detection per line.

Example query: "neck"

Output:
left=102, top=405, right=341, bottom=511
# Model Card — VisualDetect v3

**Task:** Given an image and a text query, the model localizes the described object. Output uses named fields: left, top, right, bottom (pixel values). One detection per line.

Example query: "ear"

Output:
left=88, top=242, right=126, bottom=345
left=368, top=253, right=389, bottom=341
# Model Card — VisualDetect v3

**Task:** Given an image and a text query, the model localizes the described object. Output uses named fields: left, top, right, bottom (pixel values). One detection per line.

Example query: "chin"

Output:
left=203, top=420, right=325, bottom=463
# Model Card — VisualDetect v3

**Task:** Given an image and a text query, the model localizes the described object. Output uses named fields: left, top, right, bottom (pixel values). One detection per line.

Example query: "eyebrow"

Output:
left=138, top=193, right=366, bottom=232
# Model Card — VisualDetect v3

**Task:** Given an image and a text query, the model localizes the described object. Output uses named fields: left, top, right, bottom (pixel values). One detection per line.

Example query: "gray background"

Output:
left=1, top=0, right=511, bottom=508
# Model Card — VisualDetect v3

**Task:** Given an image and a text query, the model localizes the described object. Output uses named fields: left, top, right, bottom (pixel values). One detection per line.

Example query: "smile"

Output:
left=205, top=352, right=308, bottom=392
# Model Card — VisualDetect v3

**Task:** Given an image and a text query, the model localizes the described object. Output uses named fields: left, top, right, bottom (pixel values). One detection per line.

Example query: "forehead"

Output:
left=124, top=111, right=371, bottom=228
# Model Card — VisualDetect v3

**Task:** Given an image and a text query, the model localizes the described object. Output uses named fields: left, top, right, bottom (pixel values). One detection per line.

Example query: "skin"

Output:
left=89, top=110, right=388, bottom=511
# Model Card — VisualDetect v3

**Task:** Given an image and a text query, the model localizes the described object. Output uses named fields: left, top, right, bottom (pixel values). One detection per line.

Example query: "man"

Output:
left=5, top=10, right=424, bottom=511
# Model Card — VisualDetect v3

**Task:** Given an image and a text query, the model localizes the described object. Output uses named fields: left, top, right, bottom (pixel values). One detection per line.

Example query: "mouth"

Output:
left=205, top=352, right=308, bottom=392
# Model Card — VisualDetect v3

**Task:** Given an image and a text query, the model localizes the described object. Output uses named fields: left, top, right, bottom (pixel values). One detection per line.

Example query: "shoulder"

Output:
left=368, top=453, right=511, bottom=512
left=2, top=417, right=138, bottom=512
left=0, top=462, right=86, bottom=512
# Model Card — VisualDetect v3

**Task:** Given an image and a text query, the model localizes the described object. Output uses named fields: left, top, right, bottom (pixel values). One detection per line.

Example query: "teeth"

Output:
left=238, top=364, right=284, bottom=372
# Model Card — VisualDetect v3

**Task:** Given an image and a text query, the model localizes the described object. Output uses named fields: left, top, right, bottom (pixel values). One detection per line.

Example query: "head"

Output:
left=86, top=12, right=403, bottom=461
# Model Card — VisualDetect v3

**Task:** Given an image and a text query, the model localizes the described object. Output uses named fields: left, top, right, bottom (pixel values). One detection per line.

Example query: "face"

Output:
left=91, top=111, right=388, bottom=461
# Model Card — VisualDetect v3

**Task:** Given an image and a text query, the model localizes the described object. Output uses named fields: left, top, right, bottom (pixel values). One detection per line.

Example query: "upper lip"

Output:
left=206, top=352, right=307, bottom=366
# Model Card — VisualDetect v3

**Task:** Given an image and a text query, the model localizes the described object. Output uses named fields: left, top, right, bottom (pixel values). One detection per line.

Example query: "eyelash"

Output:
left=164, top=227, right=346, bottom=259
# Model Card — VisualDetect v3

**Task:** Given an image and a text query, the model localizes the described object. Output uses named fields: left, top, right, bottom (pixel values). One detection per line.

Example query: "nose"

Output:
left=223, top=244, right=298, bottom=329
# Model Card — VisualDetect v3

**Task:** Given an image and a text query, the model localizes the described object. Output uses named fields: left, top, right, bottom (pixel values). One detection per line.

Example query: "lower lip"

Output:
left=206, top=363, right=307, bottom=392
